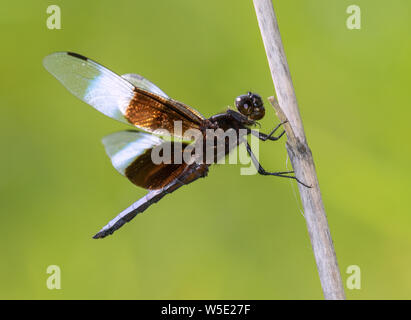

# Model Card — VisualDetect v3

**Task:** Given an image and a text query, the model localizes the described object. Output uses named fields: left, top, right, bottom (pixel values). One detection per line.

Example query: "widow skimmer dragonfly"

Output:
left=43, top=52, right=307, bottom=239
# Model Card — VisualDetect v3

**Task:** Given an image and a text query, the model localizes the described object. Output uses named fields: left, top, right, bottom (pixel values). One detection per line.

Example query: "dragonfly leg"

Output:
left=245, top=141, right=311, bottom=188
left=248, top=121, right=287, bottom=141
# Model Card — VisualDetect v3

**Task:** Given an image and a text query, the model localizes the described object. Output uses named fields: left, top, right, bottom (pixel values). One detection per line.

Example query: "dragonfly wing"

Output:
left=43, top=52, right=134, bottom=124
left=121, top=73, right=169, bottom=99
left=102, top=130, right=189, bottom=190
left=44, top=52, right=205, bottom=138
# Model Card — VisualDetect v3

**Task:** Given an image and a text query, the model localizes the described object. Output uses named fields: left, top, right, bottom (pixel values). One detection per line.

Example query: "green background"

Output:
left=1, top=0, right=410, bottom=299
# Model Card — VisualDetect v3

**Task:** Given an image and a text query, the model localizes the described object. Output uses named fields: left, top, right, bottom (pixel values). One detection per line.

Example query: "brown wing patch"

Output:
left=125, top=88, right=205, bottom=138
left=124, top=142, right=189, bottom=190
left=169, top=99, right=206, bottom=122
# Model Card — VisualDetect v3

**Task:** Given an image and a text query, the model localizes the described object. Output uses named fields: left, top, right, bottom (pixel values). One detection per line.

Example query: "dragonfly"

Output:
left=43, top=52, right=307, bottom=239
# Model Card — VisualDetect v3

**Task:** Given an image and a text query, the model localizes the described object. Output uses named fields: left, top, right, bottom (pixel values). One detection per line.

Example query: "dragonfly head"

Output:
left=235, top=92, right=265, bottom=121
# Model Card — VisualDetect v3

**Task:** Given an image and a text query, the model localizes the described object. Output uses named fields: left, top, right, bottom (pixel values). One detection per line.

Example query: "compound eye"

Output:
left=252, top=95, right=263, bottom=108
left=250, top=106, right=265, bottom=120
left=242, top=102, right=250, bottom=111
left=235, top=95, right=253, bottom=116
left=240, top=102, right=251, bottom=115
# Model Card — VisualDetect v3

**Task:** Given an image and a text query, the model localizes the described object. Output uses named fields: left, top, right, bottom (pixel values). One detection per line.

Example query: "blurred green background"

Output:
left=0, top=0, right=410, bottom=299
